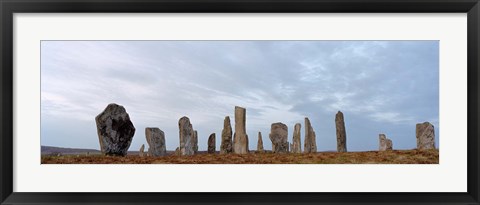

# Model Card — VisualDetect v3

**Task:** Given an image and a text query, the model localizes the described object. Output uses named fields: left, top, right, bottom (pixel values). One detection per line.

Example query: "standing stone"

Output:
left=416, top=122, right=436, bottom=150
left=193, top=130, right=199, bottom=154
left=179, top=116, right=195, bottom=156
left=386, top=139, right=393, bottom=151
left=335, top=111, right=347, bottom=152
left=95, top=103, right=136, bottom=156
left=174, top=147, right=181, bottom=156
left=257, top=132, right=264, bottom=152
left=220, top=116, right=233, bottom=154
left=291, top=123, right=302, bottom=153
left=304, top=117, right=317, bottom=153
left=146, top=127, right=167, bottom=156
left=269, top=122, right=289, bottom=153
left=233, top=106, right=249, bottom=154
left=379, top=134, right=393, bottom=151
left=208, top=133, right=216, bottom=153
left=139, top=144, right=145, bottom=157
left=246, top=135, right=249, bottom=152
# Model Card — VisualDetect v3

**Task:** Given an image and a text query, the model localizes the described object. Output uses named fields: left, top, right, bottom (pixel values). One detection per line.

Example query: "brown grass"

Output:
left=41, top=149, right=438, bottom=164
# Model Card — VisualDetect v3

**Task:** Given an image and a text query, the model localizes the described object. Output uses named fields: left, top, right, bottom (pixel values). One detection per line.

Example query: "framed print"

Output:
left=1, top=0, right=479, bottom=204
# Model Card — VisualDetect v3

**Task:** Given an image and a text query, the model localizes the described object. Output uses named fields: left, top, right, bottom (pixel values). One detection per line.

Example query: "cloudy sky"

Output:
left=41, top=41, right=439, bottom=152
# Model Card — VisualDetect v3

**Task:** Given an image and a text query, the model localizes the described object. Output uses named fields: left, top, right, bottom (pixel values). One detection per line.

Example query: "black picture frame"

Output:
left=1, top=0, right=479, bottom=204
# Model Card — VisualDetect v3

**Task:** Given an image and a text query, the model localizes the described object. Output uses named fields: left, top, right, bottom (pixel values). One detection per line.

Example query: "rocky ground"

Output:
left=41, top=149, right=438, bottom=164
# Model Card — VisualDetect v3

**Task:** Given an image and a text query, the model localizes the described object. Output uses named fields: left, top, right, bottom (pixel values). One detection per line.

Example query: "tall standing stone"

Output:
left=139, top=144, right=145, bottom=157
left=379, top=134, right=393, bottom=151
left=193, top=130, right=199, bottom=154
left=179, top=116, right=195, bottom=156
left=335, top=111, right=347, bottom=152
left=304, top=117, right=317, bottom=153
left=146, top=127, right=167, bottom=156
left=257, top=132, right=264, bottom=152
left=416, top=122, right=436, bottom=150
left=269, top=122, right=289, bottom=153
left=220, top=116, right=233, bottom=154
left=95, top=103, right=136, bottom=156
left=208, top=133, right=216, bottom=153
left=233, top=106, right=249, bottom=154
left=291, top=123, right=302, bottom=153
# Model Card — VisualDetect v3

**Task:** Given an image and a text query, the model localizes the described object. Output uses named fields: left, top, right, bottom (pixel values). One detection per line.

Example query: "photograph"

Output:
left=40, top=40, right=439, bottom=164
left=2, top=0, right=478, bottom=203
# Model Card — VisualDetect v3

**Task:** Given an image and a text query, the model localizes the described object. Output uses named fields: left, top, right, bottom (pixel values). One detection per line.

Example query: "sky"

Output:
left=40, top=41, right=439, bottom=152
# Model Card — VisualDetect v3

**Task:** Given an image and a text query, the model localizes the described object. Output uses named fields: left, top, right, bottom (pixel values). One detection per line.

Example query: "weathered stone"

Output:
left=193, top=130, right=199, bottom=154
left=291, top=123, right=302, bottom=153
left=233, top=106, right=249, bottom=154
left=269, top=122, right=289, bottom=153
left=257, top=132, right=264, bottom=152
left=220, top=116, right=233, bottom=154
left=208, top=133, right=216, bottom=153
left=146, top=127, right=166, bottom=156
left=335, top=111, right=347, bottom=152
left=379, top=134, right=393, bottom=151
left=386, top=139, right=393, bottom=151
left=179, top=116, right=195, bottom=156
left=416, top=122, right=436, bottom=150
left=174, top=147, right=181, bottom=156
left=139, top=144, right=145, bottom=157
left=246, top=134, right=249, bottom=152
left=95, top=103, right=136, bottom=156
left=304, top=117, right=317, bottom=153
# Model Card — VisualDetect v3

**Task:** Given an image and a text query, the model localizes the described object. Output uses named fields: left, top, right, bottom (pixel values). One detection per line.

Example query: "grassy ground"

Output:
left=41, top=149, right=438, bottom=164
